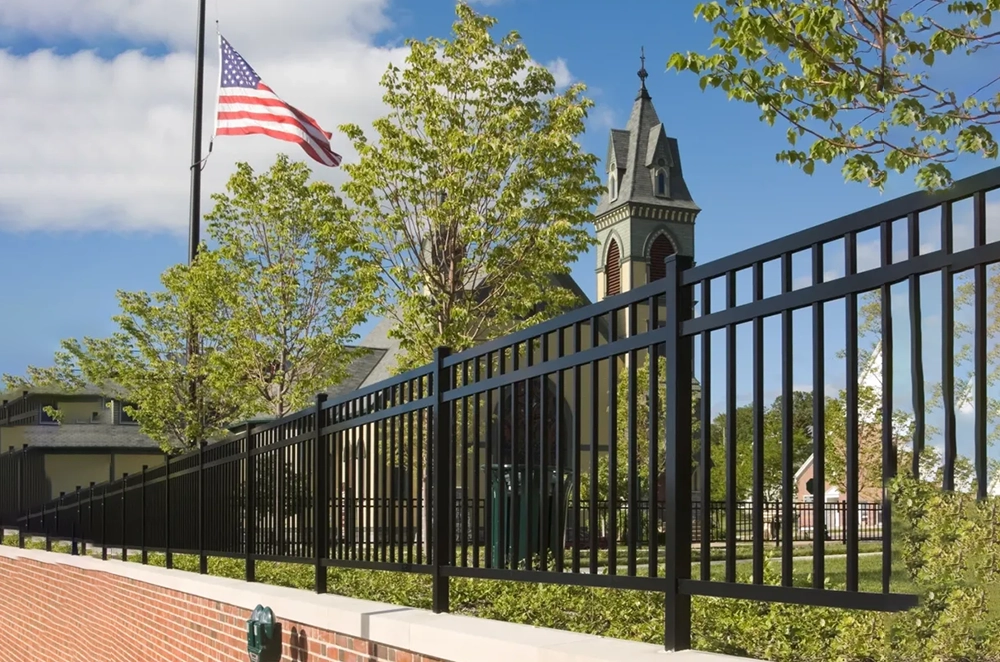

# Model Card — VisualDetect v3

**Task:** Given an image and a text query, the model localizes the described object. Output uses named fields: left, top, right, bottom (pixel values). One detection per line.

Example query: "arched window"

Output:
left=656, top=170, right=667, bottom=196
left=608, top=166, right=618, bottom=201
left=605, top=239, right=621, bottom=297
left=648, top=234, right=675, bottom=283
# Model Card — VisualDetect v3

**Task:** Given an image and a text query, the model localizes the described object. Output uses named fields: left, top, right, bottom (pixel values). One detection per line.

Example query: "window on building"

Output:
left=605, top=239, right=621, bottom=297
left=647, top=234, right=676, bottom=283
left=656, top=170, right=667, bottom=196
left=608, top=164, right=618, bottom=201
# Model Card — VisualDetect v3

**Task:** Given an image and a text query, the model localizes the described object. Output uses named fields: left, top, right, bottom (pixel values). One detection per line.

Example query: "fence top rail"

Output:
left=319, top=362, right=434, bottom=414
left=682, top=164, right=1000, bottom=286
left=442, top=280, right=667, bottom=369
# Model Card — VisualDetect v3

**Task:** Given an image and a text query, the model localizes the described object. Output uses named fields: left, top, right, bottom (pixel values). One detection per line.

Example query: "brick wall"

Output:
left=0, top=552, right=446, bottom=662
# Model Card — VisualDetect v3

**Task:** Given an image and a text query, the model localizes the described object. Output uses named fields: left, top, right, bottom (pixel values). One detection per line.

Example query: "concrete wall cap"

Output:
left=0, top=545, right=754, bottom=662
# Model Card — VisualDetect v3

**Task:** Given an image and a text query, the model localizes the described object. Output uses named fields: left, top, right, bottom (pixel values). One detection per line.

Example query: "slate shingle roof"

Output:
left=20, top=423, right=161, bottom=450
left=595, top=84, right=700, bottom=218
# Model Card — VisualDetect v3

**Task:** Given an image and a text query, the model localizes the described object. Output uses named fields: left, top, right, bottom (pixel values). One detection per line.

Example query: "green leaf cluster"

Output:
left=340, top=2, right=601, bottom=370
left=669, top=0, right=1000, bottom=189
left=202, top=154, right=378, bottom=419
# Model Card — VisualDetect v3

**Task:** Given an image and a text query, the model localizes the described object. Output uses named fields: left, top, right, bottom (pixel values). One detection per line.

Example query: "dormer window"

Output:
left=653, top=166, right=669, bottom=198
left=608, top=163, right=618, bottom=201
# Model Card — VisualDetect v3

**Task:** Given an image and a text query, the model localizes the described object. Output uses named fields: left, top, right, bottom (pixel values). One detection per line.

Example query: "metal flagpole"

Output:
left=186, top=0, right=208, bottom=447
left=187, top=0, right=208, bottom=264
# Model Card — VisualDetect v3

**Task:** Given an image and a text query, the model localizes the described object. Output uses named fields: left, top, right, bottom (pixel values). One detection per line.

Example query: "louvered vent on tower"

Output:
left=605, top=239, right=621, bottom=297
left=648, top=234, right=675, bottom=283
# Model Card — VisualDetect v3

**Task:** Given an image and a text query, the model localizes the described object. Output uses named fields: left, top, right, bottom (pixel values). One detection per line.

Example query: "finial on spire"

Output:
left=637, top=46, right=650, bottom=99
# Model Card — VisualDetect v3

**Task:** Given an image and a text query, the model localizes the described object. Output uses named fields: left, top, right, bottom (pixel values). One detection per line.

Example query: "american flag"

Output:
left=214, top=35, right=342, bottom=167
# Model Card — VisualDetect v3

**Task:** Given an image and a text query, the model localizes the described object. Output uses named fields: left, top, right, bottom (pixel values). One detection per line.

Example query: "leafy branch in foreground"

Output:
left=669, top=0, right=1000, bottom=190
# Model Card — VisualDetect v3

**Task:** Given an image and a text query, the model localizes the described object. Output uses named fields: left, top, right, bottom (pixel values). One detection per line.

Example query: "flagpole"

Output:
left=187, top=0, right=208, bottom=264
left=187, top=0, right=207, bottom=450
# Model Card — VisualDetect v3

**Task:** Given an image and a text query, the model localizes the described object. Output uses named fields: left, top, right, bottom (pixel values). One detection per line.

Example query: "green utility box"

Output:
left=489, top=465, right=572, bottom=568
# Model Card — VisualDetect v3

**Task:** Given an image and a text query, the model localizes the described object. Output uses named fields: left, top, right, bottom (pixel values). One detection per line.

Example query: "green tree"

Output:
left=668, top=1, right=1000, bottom=190
left=822, top=384, right=915, bottom=496
left=203, top=155, right=378, bottom=418
left=4, top=156, right=376, bottom=449
left=706, top=391, right=815, bottom=501
left=339, top=3, right=601, bottom=371
left=851, top=278, right=1000, bottom=492
left=3, top=256, right=247, bottom=451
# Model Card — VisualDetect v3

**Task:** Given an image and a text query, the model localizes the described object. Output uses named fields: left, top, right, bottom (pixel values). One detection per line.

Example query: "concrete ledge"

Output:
left=0, top=545, right=752, bottom=662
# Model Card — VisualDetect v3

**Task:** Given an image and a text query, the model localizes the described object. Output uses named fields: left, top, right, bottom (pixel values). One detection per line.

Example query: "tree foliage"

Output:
left=669, top=0, right=1000, bottom=190
left=3, top=257, right=246, bottom=450
left=706, top=391, right=815, bottom=501
left=3, top=155, right=374, bottom=449
left=339, top=3, right=601, bottom=370
left=203, top=154, right=377, bottom=418
left=823, top=383, right=914, bottom=495
left=850, top=269, right=1000, bottom=494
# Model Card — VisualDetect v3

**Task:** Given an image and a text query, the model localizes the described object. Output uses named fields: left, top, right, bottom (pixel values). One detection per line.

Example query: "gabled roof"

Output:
left=607, top=129, right=629, bottom=168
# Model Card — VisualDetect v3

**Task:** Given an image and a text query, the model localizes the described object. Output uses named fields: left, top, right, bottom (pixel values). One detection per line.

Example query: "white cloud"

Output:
left=0, top=40, right=407, bottom=233
left=0, top=2, right=579, bottom=234
left=0, top=0, right=391, bottom=54
left=545, top=57, right=573, bottom=89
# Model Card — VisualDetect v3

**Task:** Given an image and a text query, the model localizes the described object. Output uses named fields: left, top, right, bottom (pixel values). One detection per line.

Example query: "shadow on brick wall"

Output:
left=289, top=626, right=308, bottom=662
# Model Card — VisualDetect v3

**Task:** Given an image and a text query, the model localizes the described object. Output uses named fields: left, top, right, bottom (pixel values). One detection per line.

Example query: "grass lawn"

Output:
left=627, top=551, right=914, bottom=595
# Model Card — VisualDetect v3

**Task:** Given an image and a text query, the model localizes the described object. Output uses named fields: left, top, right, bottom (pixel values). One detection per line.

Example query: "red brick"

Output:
left=0, top=553, right=448, bottom=662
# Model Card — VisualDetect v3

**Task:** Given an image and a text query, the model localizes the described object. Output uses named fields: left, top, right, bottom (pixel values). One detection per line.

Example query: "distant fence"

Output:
left=3, top=479, right=882, bottom=549
left=6, top=165, right=1000, bottom=651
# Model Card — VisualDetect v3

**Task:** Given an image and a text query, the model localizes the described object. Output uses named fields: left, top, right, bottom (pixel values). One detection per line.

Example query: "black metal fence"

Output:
left=5, top=165, right=1000, bottom=652
left=0, top=445, right=45, bottom=527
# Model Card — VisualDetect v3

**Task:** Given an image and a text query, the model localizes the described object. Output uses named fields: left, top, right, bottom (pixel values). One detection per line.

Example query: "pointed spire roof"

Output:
left=595, top=52, right=699, bottom=218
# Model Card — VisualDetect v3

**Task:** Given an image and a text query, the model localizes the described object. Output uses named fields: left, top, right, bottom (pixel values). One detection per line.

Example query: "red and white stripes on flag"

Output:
left=213, top=35, right=342, bottom=167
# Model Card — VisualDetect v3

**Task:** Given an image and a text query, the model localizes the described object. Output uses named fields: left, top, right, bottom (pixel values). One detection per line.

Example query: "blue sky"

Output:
left=1, top=0, right=997, bottom=473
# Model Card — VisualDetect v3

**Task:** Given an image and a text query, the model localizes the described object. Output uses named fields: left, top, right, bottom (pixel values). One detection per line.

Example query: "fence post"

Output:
left=313, top=393, right=329, bottom=593
left=50, top=492, right=64, bottom=552
left=141, top=465, right=148, bottom=564
left=165, top=454, right=172, bottom=569
left=199, top=440, right=207, bottom=574
left=662, top=254, right=694, bottom=652
left=17, top=445, right=25, bottom=548
left=73, top=485, right=82, bottom=556
left=121, top=474, right=128, bottom=562
left=101, top=485, right=107, bottom=560
left=87, top=481, right=96, bottom=557
left=245, top=423, right=256, bottom=582
left=15, top=446, right=23, bottom=526
left=431, top=346, right=452, bottom=614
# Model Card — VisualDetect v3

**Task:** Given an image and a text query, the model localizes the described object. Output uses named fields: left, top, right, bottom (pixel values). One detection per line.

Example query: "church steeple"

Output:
left=594, top=50, right=700, bottom=301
